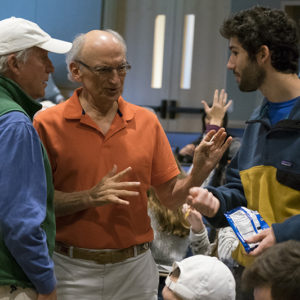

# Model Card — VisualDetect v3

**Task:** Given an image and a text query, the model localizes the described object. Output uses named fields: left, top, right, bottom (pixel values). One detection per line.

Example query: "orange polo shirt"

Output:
left=34, top=89, right=179, bottom=249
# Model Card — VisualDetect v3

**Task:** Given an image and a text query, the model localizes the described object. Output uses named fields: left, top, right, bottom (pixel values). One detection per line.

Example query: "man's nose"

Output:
left=227, top=56, right=234, bottom=70
left=107, top=69, right=123, bottom=83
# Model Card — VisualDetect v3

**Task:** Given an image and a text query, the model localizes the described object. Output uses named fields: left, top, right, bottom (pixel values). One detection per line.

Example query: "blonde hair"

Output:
left=148, top=157, right=190, bottom=237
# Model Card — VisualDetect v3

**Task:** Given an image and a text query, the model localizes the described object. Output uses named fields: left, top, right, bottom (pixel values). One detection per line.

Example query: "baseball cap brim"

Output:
left=37, top=37, right=72, bottom=54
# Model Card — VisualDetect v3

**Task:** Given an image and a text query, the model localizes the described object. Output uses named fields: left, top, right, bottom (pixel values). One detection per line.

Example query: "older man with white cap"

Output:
left=0, top=17, right=71, bottom=300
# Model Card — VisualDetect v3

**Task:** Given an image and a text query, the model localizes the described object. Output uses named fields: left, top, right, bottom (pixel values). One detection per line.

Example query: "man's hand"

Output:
left=192, top=128, right=232, bottom=174
left=55, top=165, right=141, bottom=216
left=202, top=89, right=232, bottom=126
left=187, top=187, right=220, bottom=218
left=246, top=227, right=276, bottom=256
left=88, top=165, right=140, bottom=207
left=37, top=289, right=57, bottom=300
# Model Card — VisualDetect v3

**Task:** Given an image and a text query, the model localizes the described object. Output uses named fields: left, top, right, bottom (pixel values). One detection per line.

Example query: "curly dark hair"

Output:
left=220, top=6, right=299, bottom=74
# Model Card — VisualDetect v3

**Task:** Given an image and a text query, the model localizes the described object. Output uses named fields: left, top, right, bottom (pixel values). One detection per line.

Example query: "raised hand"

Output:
left=192, top=128, right=232, bottom=174
left=202, top=89, right=232, bottom=126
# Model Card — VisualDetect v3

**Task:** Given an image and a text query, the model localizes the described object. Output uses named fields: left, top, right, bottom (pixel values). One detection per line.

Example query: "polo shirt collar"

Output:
left=63, top=87, right=135, bottom=122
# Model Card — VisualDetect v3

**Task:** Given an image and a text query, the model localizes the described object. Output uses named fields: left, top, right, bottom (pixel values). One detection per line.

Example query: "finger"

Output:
left=114, top=189, right=140, bottom=197
left=224, top=99, right=232, bottom=110
left=207, top=128, right=226, bottom=146
left=248, top=244, right=262, bottom=256
left=111, top=199, right=130, bottom=205
left=104, top=164, right=118, bottom=179
left=201, top=100, right=210, bottom=113
left=211, top=133, right=231, bottom=151
left=221, top=136, right=232, bottom=150
left=245, top=231, right=264, bottom=243
left=202, top=130, right=216, bottom=143
left=110, top=181, right=141, bottom=189
left=186, top=195, right=194, bottom=205
left=221, top=90, right=227, bottom=103
left=97, top=190, right=140, bottom=205
left=111, top=166, right=133, bottom=181
left=213, top=89, right=219, bottom=104
left=189, top=187, right=201, bottom=197
left=106, top=197, right=130, bottom=206
left=96, top=193, right=132, bottom=206
left=219, top=89, right=225, bottom=103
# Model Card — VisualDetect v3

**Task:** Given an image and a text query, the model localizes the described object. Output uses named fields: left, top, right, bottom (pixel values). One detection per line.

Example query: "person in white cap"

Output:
left=0, top=17, right=71, bottom=300
left=162, top=255, right=236, bottom=300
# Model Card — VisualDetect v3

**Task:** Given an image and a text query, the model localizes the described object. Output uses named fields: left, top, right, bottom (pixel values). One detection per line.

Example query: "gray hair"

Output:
left=65, top=33, right=86, bottom=82
left=0, top=48, right=32, bottom=75
left=65, top=30, right=127, bottom=82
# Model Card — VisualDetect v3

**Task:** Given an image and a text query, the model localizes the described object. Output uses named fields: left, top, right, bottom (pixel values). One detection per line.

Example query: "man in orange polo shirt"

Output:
left=33, top=29, right=231, bottom=300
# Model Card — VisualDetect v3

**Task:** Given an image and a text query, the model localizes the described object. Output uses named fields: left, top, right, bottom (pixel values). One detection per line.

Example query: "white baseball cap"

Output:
left=0, top=17, right=72, bottom=55
left=165, top=255, right=236, bottom=300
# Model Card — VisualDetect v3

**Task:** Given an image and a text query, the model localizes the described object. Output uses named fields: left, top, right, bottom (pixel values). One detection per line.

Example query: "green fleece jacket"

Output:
left=0, top=75, right=55, bottom=290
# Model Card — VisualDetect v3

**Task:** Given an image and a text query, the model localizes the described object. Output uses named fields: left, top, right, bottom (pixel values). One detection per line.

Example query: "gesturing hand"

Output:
left=88, top=165, right=141, bottom=207
left=193, top=128, right=232, bottom=174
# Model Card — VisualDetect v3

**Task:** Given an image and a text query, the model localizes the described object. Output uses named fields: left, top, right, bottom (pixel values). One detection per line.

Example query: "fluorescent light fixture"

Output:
left=151, top=14, right=166, bottom=89
left=180, top=14, right=195, bottom=89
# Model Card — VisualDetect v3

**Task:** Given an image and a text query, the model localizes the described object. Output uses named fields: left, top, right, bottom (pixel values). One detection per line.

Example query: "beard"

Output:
left=237, top=60, right=266, bottom=92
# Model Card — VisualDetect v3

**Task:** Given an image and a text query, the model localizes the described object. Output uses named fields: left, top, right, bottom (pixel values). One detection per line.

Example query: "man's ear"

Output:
left=256, top=45, right=270, bottom=65
left=6, top=54, right=21, bottom=74
left=69, top=62, right=82, bottom=82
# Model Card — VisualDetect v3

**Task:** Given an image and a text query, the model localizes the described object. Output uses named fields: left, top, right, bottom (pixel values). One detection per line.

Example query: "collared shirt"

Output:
left=34, top=89, right=180, bottom=249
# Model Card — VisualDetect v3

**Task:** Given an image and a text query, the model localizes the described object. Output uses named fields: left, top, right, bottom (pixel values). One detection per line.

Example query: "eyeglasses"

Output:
left=75, top=59, right=131, bottom=76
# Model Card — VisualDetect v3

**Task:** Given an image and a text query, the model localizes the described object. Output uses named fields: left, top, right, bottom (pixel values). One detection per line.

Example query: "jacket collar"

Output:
left=0, top=75, right=42, bottom=119
left=249, top=97, right=300, bottom=121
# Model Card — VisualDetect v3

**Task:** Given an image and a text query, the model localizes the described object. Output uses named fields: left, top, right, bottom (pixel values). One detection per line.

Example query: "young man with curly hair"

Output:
left=187, top=6, right=300, bottom=299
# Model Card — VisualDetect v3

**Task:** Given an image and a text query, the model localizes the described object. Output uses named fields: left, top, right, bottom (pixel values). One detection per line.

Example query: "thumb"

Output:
left=189, top=187, right=201, bottom=197
left=201, top=100, right=209, bottom=113
left=245, top=231, right=263, bottom=243
left=225, top=99, right=233, bottom=110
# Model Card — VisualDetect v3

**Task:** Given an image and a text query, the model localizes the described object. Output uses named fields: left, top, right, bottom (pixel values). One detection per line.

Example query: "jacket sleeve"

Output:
left=0, top=112, right=56, bottom=294
left=204, top=153, right=247, bottom=227
left=272, top=214, right=300, bottom=243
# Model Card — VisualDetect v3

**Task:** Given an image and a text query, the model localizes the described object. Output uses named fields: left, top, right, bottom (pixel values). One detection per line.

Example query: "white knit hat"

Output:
left=165, top=255, right=236, bottom=300
left=0, top=17, right=72, bottom=55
